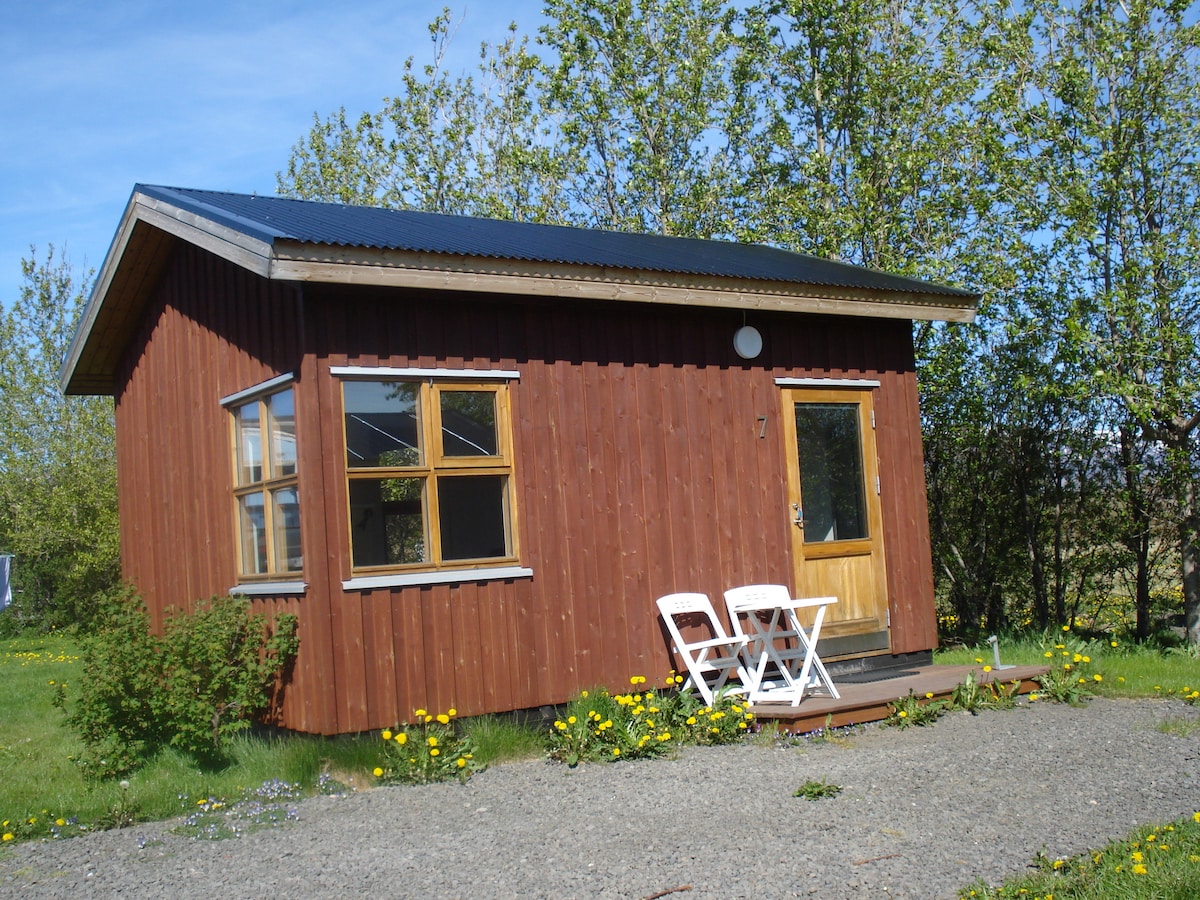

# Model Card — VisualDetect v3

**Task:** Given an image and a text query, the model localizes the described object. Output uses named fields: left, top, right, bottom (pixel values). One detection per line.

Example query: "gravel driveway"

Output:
left=2, top=697, right=1198, bottom=899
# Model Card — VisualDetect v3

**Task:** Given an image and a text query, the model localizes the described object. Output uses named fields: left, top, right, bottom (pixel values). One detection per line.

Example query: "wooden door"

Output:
left=781, top=386, right=890, bottom=658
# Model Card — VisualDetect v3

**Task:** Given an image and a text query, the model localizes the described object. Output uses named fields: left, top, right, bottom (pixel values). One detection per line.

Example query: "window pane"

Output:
left=440, top=390, right=498, bottom=457
left=266, top=389, right=297, bottom=478
left=438, top=475, right=508, bottom=560
left=271, top=487, right=302, bottom=572
left=344, top=381, right=422, bottom=467
left=235, top=403, right=262, bottom=485
left=238, top=491, right=268, bottom=574
left=349, top=477, right=427, bottom=566
left=794, top=403, right=867, bottom=542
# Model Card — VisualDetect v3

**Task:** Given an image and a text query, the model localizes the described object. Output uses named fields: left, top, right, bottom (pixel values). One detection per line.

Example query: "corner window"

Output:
left=228, top=382, right=302, bottom=578
left=340, top=375, right=518, bottom=573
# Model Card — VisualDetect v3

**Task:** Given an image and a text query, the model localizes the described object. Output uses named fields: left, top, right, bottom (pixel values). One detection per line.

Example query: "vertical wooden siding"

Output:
left=113, top=245, right=938, bottom=736
left=304, top=285, right=938, bottom=733
left=113, top=245, right=337, bottom=732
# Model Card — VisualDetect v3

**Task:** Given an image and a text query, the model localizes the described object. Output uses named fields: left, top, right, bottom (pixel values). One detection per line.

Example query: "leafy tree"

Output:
left=538, top=0, right=743, bottom=236
left=1006, top=0, right=1200, bottom=642
left=280, top=9, right=571, bottom=223
left=0, top=249, right=119, bottom=631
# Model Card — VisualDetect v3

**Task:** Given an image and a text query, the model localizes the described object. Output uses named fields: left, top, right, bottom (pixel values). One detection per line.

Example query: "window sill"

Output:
left=229, top=581, right=308, bottom=596
left=343, top=566, right=534, bottom=591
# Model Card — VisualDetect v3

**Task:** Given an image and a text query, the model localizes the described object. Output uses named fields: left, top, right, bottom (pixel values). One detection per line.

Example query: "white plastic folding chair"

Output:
left=723, top=584, right=840, bottom=704
left=656, top=593, right=750, bottom=705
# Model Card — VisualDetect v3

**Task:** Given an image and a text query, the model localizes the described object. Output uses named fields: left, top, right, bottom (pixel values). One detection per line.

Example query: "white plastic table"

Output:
left=735, top=595, right=841, bottom=706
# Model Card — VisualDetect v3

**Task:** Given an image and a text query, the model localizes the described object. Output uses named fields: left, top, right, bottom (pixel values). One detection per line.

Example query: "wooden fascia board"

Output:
left=268, top=244, right=978, bottom=324
left=60, top=192, right=276, bottom=394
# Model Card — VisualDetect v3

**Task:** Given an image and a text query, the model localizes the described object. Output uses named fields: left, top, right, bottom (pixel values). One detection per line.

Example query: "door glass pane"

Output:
left=266, top=389, right=297, bottom=478
left=440, top=390, right=498, bottom=457
left=344, top=381, right=422, bottom=467
left=438, top=475, right=508, bottom=560
left=794, top=403, right=867, bottom=542
left=238, top=491, right=267, bottom=574
left=349, top=477, right=427, bottom=566
left=271, top=487, right=302, bottom=572
left=235, top=403, right=262, bottom=485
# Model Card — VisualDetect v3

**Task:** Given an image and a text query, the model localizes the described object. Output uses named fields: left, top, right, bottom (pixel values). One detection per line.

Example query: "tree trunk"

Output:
left=1183, top=476, right=1200, bottom=646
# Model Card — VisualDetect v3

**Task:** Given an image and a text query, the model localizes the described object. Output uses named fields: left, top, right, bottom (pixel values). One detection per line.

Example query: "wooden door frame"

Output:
left=777, top=378, right=891, bottom=658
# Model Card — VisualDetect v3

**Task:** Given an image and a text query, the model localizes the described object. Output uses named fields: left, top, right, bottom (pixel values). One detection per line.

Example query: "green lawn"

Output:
left=3, top=629, right=1198, bottom=900
left=0, top=633, right=541, bottom=842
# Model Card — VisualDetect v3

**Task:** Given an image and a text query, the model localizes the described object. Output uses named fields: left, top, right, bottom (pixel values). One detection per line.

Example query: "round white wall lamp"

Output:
left=733, top=324, right=763, bottom=360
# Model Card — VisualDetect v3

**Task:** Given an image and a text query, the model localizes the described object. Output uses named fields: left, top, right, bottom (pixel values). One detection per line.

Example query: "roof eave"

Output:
left=60, top=190, right=275, bottom=395
left=268, top=242, right=979, bottom=324
left=61, top=192, right=978, bottom=396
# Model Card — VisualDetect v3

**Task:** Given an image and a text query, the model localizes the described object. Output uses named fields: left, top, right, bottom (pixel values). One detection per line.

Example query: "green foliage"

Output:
left=371, top=708, right=483, bottom=785
left=950, top=670, right=1021, bottom=714
left=0, top=249, right=119, bottom=634
left=883, top=689, right=948, bottom=729
left=59, top=588, right=298, bottom=778
left=159, top=596, right=299, bottom=761
left=546, top=676, right=756, bottom=765
left=959, top=815, right=1200, bottom=899
left=57, top=586, right=163, bottom=778
left=1032, top=628, right=1103, bottom=705
left=793, top=778, right=842, bottom=801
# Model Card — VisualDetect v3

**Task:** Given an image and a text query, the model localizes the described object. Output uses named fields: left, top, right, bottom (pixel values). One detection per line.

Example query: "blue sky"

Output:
left=0, top=0, right=546, bottom=310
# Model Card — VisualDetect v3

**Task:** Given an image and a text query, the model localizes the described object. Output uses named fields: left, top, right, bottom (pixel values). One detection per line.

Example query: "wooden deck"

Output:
left=750, top=664, right=1049, bottom=733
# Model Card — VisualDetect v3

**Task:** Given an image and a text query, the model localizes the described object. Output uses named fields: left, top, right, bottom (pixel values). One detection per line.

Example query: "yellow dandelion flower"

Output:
left=414, top=708, right=427, bottom=718
left=1093, top=674, right=1102, bottom=682
left=686, top=717, right=697, bottom=725
left=1044, top=651, right=1054, bottom=658
left=983, top=665, right=992, bottom=673
left=580, top=690, right=589, bottom=698
left=1, top=834, right=11, bottom=842
left=437, top=714, right=450, bottom=725
left=373, top=767, right=384, bottom=777
left=430, top=748, right=440, bottom=757
left=1118, top=676, right=1125, bottom=683
left=612, top=748, right=621, bottom=756
left=382, top=730, right=393, bottom=741
left=456, top=758, right=467, bottom=768
left=975, top=657, right=983, bottom=664
left=1193, top=812, right=1200, bottom=824
left=55, top=818, right=64, bottom=827
left=899, top=711, right=908, bottom=718
left=1062, top=624, right=1070, bottom=631
left=925, top=692, right=934, bottom=699
left=1131, top=851, right=1143, bottom=863
left=447, top=708, right=457, bottom=717
left=1110, top=640, right=1118, bottom=648
left=428, top=736, right=439, bottom=747
left=567, top=716, right=577, bottom=724
left=1132, top=864, right=1147, bottom=875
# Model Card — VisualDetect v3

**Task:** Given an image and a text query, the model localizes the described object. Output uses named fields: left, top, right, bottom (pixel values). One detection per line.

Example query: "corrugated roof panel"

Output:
left=134, top=184, right=976, bottom=300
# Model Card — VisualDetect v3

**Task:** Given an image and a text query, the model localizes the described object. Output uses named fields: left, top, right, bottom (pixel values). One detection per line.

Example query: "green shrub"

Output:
left=159, top=595, right=298, bottom=761
left=58, top=587, right=298, bottom=778
left=55, top=586, right=163, bottom=778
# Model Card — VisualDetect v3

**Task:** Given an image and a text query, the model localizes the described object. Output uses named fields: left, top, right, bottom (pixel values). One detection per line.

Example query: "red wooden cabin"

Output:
left=61, top=185, right=977, bottom=734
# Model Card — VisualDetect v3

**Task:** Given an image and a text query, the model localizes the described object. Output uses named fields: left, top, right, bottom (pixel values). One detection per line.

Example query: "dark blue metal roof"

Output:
left=134, top=184, right=976, bottom=300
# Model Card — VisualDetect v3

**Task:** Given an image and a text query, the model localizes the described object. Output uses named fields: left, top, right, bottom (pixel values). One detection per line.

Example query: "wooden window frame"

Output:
left=337, top=370, right=522, bottom=578
left=225, top=378, right=303, bottom=582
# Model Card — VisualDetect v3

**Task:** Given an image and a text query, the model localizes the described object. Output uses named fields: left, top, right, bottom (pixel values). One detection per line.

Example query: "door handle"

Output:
left=792, top=504, right=803, bottom=526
